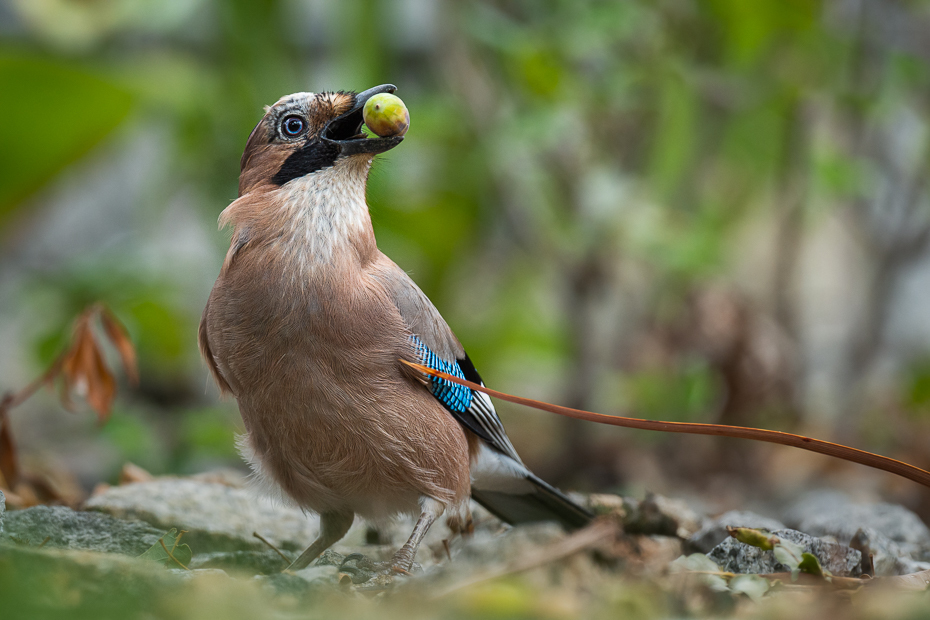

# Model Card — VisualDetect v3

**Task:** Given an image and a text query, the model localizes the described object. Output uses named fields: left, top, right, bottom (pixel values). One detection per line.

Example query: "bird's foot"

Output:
left=337, top=552, right=420, bottom=587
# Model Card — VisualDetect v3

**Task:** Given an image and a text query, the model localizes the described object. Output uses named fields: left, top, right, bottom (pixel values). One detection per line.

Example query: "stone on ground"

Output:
left=3, top=505, right=165, bottom=556
left=707, top=528, right=861, bottom=577
left=689, top=510, right=786, bottom=554
left=784, top=490, right=930, bottom=549
left=84, top=479, right=320, bottom=553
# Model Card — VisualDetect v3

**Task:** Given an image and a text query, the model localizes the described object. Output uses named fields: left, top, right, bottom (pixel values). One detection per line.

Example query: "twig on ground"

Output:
left=402, top=361, right=930, bottom=490
left=160, top=538, right=190, bottom=570
left=253, top=532, right=294, bottom=566
left=430, top=518, right=619, bottom=599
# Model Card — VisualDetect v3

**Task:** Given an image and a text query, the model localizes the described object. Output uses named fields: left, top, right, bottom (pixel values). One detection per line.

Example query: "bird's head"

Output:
left=237, top=84, right=404, bottom=196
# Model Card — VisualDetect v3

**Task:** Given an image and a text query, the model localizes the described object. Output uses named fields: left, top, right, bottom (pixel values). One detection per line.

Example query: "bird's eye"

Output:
left=281, top=116, right=306, bottom=137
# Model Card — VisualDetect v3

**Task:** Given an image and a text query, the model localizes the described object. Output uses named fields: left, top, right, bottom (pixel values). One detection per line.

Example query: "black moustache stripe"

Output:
left=271, top=140, right=339, bottom=186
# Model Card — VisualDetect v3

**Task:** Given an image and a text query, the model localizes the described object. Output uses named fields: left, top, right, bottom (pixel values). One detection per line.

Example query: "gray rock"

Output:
left=688, top=510, right=786, bottom=554
left=294, top=564, right=341, bottom=586
left=588, top=493, right=702, bottom=538
left=192, top=549, right=293, bottom=574
left=406, top=521, right=567, bottom=590
left=295, top=564, right=340, bottom=583
left=84, top=479, right=320, bottom=553
left=0, top=489, right=5, bottom=535
left=2, top=505, right=165, bottom=556
left=454, top=521, right=565, bottom=566
left=850, top=527, right=930, bottom=576
left=707, top=528, right=861, bottom=577
left=167, top=567, right=229, bottom=580
left=316, top=550, right=380, bottom=584
left=254, top=564, right=340, bottom=596
left=783, top=491, right=930, bottom=549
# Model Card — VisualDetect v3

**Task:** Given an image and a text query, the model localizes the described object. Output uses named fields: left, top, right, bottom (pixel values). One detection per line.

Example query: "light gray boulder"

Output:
left=85, top=479, right=321, bottom=553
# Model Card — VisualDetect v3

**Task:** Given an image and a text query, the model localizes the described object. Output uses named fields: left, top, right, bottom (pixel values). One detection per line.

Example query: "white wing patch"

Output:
left=467, top=387, right=523, bottom=465
left=470, top=442, right=534, bottom=494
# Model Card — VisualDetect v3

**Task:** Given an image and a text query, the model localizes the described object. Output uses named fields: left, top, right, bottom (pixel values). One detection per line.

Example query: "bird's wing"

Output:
left=371, top=257, right=522, bottom=463
left=198, top=297, right=234, bottom=395
left=372, top=255, right=593, bottom=531
left=409, top=334, right=523, bottom=464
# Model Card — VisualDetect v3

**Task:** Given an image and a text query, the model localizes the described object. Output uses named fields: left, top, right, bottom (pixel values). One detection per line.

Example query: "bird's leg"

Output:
left=389, top=498, right=445, bottom=573
left=285, top=511, right=355, bottom=571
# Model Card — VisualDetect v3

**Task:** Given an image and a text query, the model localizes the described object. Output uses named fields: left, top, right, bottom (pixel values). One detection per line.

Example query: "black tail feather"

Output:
left=471, top=474, right=593, bottom=531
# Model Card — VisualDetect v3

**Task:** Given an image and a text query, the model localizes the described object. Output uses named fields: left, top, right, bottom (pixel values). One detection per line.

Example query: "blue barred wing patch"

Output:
left=408, top=334, right=523, bottom=463
left=410, top=335, right=473, bottom=413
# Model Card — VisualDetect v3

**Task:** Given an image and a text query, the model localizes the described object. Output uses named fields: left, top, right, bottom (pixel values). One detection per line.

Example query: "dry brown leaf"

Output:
left=21, top=472, right=71, bottom=506
left=99, top=305, right=139, bottom=385
left=0, top=485, right=25, bottom=507
left=60, top=310, right=117, bottom=423
left=60, top=315, right=93, bottom=411
left=876, top=568, right=930, bottom=591
left=86, top=336, right=116, bottom=422
left=0, top=303, right=138, bottom=509
left=10, top=480, right=39, bottom=508
left=0, top=411, right=19, bottom=489
left=119, top=462, right=154, bottom=485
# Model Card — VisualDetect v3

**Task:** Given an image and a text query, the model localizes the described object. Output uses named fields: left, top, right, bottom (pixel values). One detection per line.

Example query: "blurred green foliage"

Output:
left=625, top=361, right=719, bottom=424
left=0, top=53, right=132, bottom=222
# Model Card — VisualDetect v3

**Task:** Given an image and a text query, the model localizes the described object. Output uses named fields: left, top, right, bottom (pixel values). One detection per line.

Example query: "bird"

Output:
left=199, top=84, right=592, bottom=572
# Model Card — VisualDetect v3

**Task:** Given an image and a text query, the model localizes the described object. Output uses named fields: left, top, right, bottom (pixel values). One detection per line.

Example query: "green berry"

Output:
left=363, top=93, right=410, bottom=138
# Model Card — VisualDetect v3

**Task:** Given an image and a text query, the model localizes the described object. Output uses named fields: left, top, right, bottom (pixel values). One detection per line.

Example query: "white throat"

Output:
left=276, top=160, right=372, bottom=271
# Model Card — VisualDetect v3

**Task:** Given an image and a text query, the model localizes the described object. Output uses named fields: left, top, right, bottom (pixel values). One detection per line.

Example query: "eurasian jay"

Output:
left=199, top=85, right=592, bottom=572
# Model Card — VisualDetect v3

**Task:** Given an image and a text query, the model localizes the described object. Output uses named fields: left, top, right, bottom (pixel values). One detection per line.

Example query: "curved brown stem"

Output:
left=401, top=360, right=930, bottom=490
left=1, top=355, right=63, bottom=414
left=0, top=355, right=64, bottom=489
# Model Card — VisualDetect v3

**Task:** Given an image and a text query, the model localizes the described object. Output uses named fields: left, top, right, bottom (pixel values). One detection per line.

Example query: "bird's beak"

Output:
left=323, top=84, right=405, bottom=156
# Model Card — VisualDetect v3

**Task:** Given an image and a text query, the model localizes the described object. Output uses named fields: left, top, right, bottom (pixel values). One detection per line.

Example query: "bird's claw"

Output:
left=335, top=553, right=379, bottom=583
left=338, top=552, right=369, bottom=572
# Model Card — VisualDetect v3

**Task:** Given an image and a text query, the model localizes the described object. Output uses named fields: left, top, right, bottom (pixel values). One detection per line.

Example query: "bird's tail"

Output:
left=471, top=472, right=593, bottom=530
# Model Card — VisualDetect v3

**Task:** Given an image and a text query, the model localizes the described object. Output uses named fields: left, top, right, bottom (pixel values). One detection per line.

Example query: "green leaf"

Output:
left=670, top=553, right=723, bottom=573
left=729, top=574, right=770, bottom=601
left=669, top=554, right=729, bottom=592
left=798, top=552, right=831, bottom=579
left=773, top=540, right=804, bottom=579
left=138, top=528, right=192, bottom=569
left=647, top=67, right=697, bottom=200
left=0, top=53, right=133, bottom=225
left=727, top=527, right=776, bottom=551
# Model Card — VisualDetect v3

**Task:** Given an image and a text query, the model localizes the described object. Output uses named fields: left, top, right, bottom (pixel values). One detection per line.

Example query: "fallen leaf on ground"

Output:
left=138, top=528, right=193, bottom=569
